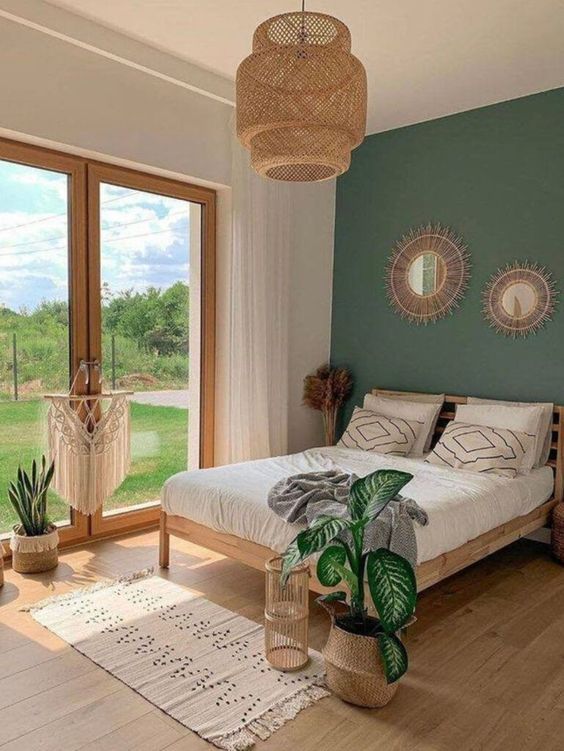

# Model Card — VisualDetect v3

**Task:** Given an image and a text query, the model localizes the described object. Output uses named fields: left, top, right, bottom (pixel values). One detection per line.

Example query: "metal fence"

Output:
left=6, top=333, right=118, bottom=400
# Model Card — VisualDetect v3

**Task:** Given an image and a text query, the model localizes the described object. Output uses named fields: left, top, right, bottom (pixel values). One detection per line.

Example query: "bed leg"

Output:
left=159, top=509, right=170, bottom=569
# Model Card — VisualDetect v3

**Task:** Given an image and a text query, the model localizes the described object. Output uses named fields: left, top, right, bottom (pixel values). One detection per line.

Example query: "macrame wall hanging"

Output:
left=44, top=361, right=131, bottom=516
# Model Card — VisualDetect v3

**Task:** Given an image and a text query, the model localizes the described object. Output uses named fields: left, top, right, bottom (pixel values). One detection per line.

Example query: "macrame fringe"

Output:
left=10, top=525, right=59, bottom=553
left=46, top=393, right=131, bottom=515
left=20, top=567, right=154, bottom=612
left=209, top=684, right=330, bottom=751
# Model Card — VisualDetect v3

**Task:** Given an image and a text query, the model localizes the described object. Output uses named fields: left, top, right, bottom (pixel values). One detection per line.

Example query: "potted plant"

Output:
left=282, top=469, right=416, bottom=707
left=303, top=364, right=353, bottom=446
left=8, top=455, right=59, bottom=574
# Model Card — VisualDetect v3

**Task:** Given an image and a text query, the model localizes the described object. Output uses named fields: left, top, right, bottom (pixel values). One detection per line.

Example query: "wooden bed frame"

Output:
left=159, top=389, right=564, bottom=592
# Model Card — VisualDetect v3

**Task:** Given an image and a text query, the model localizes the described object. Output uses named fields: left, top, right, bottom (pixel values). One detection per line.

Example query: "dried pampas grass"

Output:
left=303, top=364, right=353, bottom=446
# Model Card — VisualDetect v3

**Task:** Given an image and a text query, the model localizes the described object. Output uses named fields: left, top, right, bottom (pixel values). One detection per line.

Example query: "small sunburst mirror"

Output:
left=386, top=223, right=470, bottom=324
left=483, top=261, right=557, bottom=338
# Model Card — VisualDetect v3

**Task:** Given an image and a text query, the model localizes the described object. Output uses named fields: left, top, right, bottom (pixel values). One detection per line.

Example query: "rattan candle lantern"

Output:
left=236, top=5, right=367, bottom=182
left=265, top=557, right=310, bottom=671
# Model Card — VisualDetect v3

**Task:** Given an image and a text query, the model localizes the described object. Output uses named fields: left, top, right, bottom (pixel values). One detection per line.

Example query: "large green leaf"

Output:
left=349, top=470, right=413, bottom=521
left=377, top=632, right=408, bottom=683
left=317, top=590, right=347, bottom=604
left=281, top=538, right=302, bottom=586
left=296, top=517, right=349, bottom=559
left=317, top=545, right=346, bottom=586
left=366, top=548, right=417, bottom=632
left=281, top=517, right=350, bottom=587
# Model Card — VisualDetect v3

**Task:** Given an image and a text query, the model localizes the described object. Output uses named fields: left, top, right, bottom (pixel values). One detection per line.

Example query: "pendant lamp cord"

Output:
left=300, top=0, right=306, bottom=42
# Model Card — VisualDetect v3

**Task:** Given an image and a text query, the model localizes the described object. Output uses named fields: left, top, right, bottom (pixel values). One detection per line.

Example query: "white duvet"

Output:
left=161, top=447, right=553, bottom=564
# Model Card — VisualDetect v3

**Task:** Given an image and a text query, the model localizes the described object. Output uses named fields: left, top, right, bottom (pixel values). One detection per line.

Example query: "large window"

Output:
left=0, top=140, right=215, bottom=545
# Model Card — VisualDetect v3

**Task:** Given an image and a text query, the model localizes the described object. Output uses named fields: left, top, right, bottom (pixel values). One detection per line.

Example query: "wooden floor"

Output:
left=1, top=532, right=564, bottom=751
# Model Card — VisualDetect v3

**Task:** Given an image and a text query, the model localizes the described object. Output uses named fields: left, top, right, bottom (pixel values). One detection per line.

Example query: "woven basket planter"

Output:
left=320, top=600, right=397, bottom=707
left=551, top=503, right=564, bottom=564
left=10, top=524, right=59, bottom=574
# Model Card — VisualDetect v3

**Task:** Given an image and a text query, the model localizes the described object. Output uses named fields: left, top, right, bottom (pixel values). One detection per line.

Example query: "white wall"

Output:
left=288, top=182, right=336, bottom=452
left=0, top=16, right=232, bottom=186
left=0, top=4, right=335, bottom=463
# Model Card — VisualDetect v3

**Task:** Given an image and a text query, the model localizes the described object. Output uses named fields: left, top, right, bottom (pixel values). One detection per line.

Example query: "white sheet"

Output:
left=161, top=447, right=554, bottom=564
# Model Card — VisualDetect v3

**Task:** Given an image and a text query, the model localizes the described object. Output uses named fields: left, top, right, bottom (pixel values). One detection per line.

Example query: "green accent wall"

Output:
left=331, top=88, right=564, bottom=424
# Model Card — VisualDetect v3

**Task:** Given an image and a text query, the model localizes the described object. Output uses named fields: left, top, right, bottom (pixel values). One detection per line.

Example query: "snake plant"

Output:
left=282, top=469, right=417, bottom=683
left=8, top=455, right=55, bottom=537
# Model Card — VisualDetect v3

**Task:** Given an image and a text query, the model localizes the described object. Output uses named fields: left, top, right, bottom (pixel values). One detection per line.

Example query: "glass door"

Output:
left=0, top=140, right=215, bottom=552
left=88, top=164, right=215, bottom=536
left=0, top=141, right=88, bottom=546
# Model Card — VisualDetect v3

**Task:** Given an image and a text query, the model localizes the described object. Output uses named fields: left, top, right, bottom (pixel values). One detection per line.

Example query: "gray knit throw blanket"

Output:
left=267, top=469, right=428, bottom=568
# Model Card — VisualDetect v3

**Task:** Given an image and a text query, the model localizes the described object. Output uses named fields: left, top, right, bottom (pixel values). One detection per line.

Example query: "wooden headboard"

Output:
left=372, top=388, right=564, bottom=503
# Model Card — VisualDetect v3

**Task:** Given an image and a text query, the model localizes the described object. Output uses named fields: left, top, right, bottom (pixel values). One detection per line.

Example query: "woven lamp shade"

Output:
left=236, top=11, right=367, bottom=182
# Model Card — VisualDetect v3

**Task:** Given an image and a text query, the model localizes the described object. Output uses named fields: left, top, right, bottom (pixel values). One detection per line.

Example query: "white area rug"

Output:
left=27, top=572, right=329, bottom=750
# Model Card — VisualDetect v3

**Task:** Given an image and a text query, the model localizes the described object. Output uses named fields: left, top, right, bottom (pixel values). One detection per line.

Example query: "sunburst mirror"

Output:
left=386, top=223, right=470, bottom=324
left=483, top=261, right=557, bottom=338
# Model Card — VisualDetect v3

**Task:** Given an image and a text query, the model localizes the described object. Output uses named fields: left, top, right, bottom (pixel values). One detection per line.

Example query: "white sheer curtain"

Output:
left=228, top=138, right=291, bottom=462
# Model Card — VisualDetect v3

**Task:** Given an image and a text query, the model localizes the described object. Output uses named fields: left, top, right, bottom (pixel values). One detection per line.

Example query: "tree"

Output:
left=102, top=283, right=189, bottom=355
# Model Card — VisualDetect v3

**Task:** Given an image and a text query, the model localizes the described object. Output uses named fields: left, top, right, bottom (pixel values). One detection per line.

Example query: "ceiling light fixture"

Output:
left=236, top=2, right=367, bottom=182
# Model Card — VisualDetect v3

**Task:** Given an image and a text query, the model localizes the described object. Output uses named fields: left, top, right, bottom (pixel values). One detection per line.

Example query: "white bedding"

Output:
left=161, top=447, right=554, bottom=564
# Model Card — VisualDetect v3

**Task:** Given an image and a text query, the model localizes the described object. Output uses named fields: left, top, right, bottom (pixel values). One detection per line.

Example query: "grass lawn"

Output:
left=0, top=399, right=188, bottom=534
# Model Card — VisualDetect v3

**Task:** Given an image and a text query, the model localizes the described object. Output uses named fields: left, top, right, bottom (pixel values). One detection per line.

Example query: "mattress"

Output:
left=161, top=447, right=554, bottom=564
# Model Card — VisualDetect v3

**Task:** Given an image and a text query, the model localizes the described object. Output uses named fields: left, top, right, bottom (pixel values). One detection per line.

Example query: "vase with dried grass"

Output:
left=303, top=364, right=353, bottom=446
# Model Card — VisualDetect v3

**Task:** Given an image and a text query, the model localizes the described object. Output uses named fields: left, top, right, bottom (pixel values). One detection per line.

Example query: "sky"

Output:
left=0, top=159, right=193, bottom=312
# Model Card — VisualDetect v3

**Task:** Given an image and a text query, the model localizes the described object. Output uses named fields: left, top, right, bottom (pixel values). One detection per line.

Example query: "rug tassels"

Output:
left=20, top=567, right=154, bottom=612
left=211, top=685, right=330, bottom=751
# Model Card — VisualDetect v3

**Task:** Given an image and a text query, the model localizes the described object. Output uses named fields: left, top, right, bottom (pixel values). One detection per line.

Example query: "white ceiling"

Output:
left=46, top=0, right=564, bottom=134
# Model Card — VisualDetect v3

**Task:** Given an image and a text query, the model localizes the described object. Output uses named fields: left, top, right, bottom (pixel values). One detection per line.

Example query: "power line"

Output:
left=103, top=225, right=187, bottom=245
left=0, top=208, right=187, bottom=252
left=0, top=189, right=144, bottom=236
left=0, top=225, right=189, bottom=258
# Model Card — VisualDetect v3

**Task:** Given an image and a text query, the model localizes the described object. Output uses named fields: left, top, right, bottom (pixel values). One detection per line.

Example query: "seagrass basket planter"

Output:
left=319, top=599, right=398, bottom=707
left=551, top=503, right=564, bottom=563
left=264, top=557, right=310, bottom=671
left=10, top=524, right=59, bottom=574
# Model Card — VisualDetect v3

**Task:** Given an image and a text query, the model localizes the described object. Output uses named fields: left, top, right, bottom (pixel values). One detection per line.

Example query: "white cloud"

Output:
left=0, top=182, right=197, bottom=309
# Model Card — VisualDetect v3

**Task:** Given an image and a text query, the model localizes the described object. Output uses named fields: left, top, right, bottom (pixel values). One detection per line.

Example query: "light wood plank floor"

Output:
left=1, top=532, right=564, bottom=750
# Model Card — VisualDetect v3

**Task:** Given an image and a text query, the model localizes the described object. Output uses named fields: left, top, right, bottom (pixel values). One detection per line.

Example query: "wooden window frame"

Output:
left=0, top=138, right=216, bottom=550
left=0, top=138, right=89, bottom=546
left=87, top=162, right=216, bottom=538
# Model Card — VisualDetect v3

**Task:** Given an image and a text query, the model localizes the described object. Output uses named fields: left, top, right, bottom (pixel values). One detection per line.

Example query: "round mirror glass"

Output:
left=500, top=281, right=536, bottom=319
left=407, top=253, right=446, bottom=296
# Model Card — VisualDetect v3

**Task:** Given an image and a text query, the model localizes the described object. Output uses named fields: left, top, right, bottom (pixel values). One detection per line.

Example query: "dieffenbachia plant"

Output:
left=281, top=469, right=417, bottom=683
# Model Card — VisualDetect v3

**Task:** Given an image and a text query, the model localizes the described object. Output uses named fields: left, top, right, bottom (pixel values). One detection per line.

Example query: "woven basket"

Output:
left=265, top=557, right=310, bottom=671
left=10, top=524, right=59, bottom=574
left=236, top=11, right=366, bottom=182
left=551, top=503, right=564, bottom=564
left=320, top=601, right=397, bottom=707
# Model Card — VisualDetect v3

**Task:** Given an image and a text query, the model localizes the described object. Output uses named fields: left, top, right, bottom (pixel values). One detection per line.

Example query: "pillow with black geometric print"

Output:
left=338, top=407, right=423, bottom=456
left=425, top=421, right=533, bottom=477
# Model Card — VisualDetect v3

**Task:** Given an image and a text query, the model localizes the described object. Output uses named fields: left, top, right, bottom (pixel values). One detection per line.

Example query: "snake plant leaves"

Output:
left=317, top=545, right=348, bottom=587
left=296, top=516, right=349, bottom=559
left=349, top=470, right=413, bottom=521
left=366, top=548, right=417, bottom=633
left=8, top=456, right=54, bottom=537
left=377, top=632, right=408, bottom=683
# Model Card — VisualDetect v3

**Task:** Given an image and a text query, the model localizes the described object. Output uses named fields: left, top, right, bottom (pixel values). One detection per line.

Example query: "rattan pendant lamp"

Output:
left=236, top=2, right=367, bottom=182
